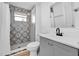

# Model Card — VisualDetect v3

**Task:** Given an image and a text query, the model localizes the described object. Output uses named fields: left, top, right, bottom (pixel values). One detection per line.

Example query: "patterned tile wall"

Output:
left=10, top=5, right=31, bottom=47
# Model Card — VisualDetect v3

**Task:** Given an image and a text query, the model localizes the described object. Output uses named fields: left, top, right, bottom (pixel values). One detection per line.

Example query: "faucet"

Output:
left=56, top=28, right=63, bottom=36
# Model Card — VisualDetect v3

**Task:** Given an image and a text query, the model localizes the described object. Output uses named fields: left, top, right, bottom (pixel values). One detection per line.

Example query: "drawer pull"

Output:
left=48, top=43, right=53, bottom=46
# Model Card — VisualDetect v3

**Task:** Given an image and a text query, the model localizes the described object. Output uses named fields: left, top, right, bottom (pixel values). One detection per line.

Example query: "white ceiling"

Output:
left=8, top=2, right=36, bottom=10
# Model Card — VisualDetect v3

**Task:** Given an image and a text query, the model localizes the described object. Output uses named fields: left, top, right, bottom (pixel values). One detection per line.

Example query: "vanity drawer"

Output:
left=54, top=41, right=78, bottom=55
left=40, top=36, right=78, bottom=56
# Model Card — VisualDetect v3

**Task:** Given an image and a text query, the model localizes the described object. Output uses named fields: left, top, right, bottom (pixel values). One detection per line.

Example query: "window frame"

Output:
left=14, top=11, right=27, bottom=22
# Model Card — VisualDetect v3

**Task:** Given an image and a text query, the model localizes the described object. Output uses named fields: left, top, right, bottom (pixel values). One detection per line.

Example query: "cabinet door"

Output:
left=54, top=41, right=78, bottom=56
left=40, top=37, right=55, bottom=56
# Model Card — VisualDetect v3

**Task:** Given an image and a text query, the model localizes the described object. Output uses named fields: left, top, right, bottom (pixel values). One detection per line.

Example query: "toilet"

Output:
left=26, top=41, right=40, bottom=56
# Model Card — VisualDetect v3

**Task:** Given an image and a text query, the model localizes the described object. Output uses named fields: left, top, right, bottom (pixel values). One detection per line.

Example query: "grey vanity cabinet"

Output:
left=54, top=41, right=78, bottom=56
left=40, top=36, right=78, bottom=56
left=40, top=37, right=55, bottom=56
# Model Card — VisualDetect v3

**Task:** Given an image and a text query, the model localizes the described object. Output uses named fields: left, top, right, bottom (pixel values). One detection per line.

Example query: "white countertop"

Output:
left=39, top=28, right=79, bottom=49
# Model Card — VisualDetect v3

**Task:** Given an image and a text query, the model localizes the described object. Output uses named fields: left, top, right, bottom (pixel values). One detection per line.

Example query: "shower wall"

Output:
left=10, top=5, right=32, bottom=50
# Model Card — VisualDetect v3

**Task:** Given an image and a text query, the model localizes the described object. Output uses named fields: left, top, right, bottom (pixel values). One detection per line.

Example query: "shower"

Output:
left=9, top=5, right=35, bottom=50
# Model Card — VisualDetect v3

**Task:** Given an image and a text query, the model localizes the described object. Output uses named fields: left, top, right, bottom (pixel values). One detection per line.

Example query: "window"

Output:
left=14, top=12, right=27, bottom=22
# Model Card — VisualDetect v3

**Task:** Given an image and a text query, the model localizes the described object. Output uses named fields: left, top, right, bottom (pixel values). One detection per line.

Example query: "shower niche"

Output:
left=10, top=5, right=32, bottom=50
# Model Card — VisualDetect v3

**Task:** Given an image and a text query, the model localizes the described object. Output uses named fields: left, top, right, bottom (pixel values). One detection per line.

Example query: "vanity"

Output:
left=38, top=2, right=79, bottom=56
left=39, top=29, right=79, bottom=56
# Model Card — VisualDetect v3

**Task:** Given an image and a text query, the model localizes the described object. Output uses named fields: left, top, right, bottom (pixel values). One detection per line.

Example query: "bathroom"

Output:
left=1, top=2, right=79, bottom=56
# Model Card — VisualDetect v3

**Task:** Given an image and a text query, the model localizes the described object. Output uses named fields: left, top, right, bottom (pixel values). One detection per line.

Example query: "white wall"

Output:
left=35, top=3, right=41, bottom=41
left=74, top=10, right=79, bottom=28
left=40, top=3, right=52, bottom=33
left=35, top=3, right=52, bottom=41
left=30, top=7, right=36, bottom=41
left=0, top=3, right=10, bottom=55
left=72, top=2, right=79, bottom=29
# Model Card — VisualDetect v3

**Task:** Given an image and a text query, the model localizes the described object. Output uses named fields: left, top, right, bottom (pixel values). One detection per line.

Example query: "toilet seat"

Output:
left=27, top=41, right=40, bottom=48
left=26, top=41, right=40, bottom=56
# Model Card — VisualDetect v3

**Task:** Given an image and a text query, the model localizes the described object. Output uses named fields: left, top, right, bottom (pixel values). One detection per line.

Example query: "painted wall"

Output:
left=35, top=3, right=52, bottom=41
left=72, top=2, right=79, bottom=29
left=35, top=3, right=41, bottom=41
left=0, top=3, right=10, bottom=55
left=40, top=3, right=52, bottom=34
left=30, top=7, right=36, bottom=41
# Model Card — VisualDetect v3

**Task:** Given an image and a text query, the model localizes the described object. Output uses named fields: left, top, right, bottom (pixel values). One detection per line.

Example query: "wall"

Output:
left=35, top=3, right=41, bottom=41
left=30, top=7, right=36, bottom=41
left=40, top=3, right=52, bottom=33
left=0, top=3, right=10, bottom=55
left=35, top=3, right=53, bottom=41
left=50, top=11, right=54, bottom=27
left=72, top=2, right=79, bottom=29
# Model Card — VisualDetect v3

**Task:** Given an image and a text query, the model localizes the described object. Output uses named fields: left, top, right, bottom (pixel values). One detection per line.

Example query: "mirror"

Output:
left=50, top=2, right=76, bottom=28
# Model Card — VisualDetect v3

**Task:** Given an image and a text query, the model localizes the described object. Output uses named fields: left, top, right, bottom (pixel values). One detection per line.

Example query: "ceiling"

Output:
left=6, top=2, right=55, bottom=10
left=7, top=2, right=36, bottom=10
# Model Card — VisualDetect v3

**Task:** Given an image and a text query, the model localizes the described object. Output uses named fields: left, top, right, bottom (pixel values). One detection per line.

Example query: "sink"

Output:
left=50, top=28, right=79, bottom=38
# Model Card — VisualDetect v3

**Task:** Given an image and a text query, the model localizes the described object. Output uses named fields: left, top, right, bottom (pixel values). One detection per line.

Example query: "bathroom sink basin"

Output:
left=50, top=28, right=79, bottom=38
left=40, top=28, right=79, bottom=49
